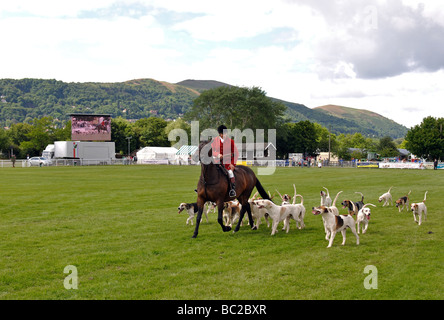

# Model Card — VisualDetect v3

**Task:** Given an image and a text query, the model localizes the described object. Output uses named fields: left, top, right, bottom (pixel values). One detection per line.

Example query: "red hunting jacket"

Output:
left=211, top=136, right=239, bottom=170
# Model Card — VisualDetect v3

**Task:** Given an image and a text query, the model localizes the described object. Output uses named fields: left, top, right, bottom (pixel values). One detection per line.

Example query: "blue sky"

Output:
left=1, top=0, right=444, bottom=128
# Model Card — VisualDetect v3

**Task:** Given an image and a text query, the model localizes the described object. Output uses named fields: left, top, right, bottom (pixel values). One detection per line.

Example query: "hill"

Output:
left=175, top=79, right=232, bottom=92
left=177, top=80, right=408, bottom=138
left=0, top=78, right=199, bottom=125
left=314, top=105, right=408, bottom=138
left=0, top=78, right=408, bottom=138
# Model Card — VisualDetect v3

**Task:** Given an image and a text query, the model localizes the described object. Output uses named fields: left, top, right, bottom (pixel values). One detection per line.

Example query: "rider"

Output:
left=211, top=125, right=239, bottom=197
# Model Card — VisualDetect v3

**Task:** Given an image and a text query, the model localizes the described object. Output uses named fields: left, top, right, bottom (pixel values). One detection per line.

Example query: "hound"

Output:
left=313, top=191, right=343, bottom=238
left=378, top=186, right=393, bottom=206
left=277, top=185, right=305, bottom=230
left=283, top=194, right=306, bottom=230
left=411, top=191, right=428, bottom=225
left=275, top=184, right=296, bottom=204
left=395, top=191, right=411, bottom=212
left=205, top=201, right=217, bottom=215
left=255, top=199, right=303, bottom=236
left=178, top=202, right=200, bottom=225
left=223, top=200, right=242, bottom=227
left=312, top=194, right=359, bottom=248
left=341, top=192, right=365, bottom=215
left=320, top=187, right=332, bottom=207
left=356, top=203, right=376, bottom=234
left=248, top=200, right=270, bottom=229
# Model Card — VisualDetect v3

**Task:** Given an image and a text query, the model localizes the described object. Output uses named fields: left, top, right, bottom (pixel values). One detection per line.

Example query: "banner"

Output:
left=357, top=162, right=379, bottom=168
left=378, top=162, right=422, bottom=169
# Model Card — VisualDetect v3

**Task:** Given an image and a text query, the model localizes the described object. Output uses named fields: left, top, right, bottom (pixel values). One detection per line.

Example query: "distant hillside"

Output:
left=0, top=78, right=199, bottom=125
left=314, top=105, right=408, bottom=138
left=176, top=80, right=407, bottom=138
left=176, top=79, right=232, bottom=92
left=0, top=78, right=407, bottom=138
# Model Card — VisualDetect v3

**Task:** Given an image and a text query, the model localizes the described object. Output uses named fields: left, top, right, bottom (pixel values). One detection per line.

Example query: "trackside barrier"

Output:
left=0, top=159, right=440, bottom=169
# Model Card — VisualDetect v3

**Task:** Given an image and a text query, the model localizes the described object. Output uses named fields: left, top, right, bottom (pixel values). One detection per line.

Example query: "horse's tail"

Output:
left=255, top=178, right=270, bottom=200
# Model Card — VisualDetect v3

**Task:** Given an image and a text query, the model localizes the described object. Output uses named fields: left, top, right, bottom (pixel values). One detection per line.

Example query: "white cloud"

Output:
left=1, top=0, right=444, bottom=128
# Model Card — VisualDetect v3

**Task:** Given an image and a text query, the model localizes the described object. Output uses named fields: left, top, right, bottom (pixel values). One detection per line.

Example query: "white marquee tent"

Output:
left=175, top=145, right=199, bottom=165
left=136, top=146, right=178, bottom=164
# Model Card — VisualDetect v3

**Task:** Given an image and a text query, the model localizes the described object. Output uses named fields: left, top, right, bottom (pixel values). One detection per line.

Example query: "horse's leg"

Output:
left=244, top=202, right=256, bottom=230
left=233, top=200, right=256, bottom=232
left=192, top=198, right=205, bottom=238
left=217, top=201, right=231, bottom=232
left=233, top=205, right=246, bottom=233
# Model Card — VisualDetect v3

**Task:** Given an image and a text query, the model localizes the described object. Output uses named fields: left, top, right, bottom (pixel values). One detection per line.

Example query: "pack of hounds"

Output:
left=178, top=186, right=428, bottom=248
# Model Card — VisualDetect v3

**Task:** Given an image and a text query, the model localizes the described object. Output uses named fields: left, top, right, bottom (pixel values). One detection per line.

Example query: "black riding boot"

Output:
left=229, top=179, right=236, bottom=197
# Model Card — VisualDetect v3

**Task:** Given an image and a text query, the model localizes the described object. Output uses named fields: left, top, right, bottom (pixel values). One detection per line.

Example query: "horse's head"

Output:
left=197, top=140, right=213, bottom=164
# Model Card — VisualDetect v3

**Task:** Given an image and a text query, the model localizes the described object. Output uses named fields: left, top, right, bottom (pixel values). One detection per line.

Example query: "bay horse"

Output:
left=192, top=140, right=270, bottom=238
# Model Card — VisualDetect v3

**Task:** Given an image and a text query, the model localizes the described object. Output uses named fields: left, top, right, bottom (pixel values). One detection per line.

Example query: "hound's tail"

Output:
left=423, top=191, right=428, bottom=202
left=355, top=192, right=364, bottom=202
left=323, top=187, right=330, bottom=196
left=295, top=194, right=304, bottom=205
left=256, top=178, right=270, bottom=200
left=332, top=191, right=343, bottom=207
left=361, top=203, right=376, bottom=209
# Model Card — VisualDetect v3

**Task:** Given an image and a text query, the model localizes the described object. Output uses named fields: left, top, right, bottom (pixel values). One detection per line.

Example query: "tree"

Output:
left=313, top=123, right=338, bottom=153
left=377, top=136, right=399, bottom=158
left=279, top=121, right=319, bottom=158
left=0, top=127, right=10, bottom=157
left=111, top=117, right=135, bottom=155
left=184, top=86, right=286, bottom=133
left=134, top=117, right=169, bottom=147
left=335, top=133, right=377, bottom=160
left=20, top=117, right=56, bottom=157
left=405, top=116, right=444, bottom=160
left=165, top=118, right=191, bottom=148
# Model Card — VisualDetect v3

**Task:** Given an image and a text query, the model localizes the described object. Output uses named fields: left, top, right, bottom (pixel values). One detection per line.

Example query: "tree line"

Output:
left=0, top=86, right=441, bottom=161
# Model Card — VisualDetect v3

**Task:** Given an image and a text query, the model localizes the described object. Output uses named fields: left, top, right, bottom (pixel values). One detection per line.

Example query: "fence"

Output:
left=0, top=159, right=128, bottom=167
left=1, top=158, right=358, bottom=168
left=0, top=159, right=438, bottom=169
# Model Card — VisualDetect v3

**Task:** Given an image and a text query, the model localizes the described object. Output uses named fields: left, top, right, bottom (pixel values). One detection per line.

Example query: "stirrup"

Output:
left=229, top=189, right=236, bottom=197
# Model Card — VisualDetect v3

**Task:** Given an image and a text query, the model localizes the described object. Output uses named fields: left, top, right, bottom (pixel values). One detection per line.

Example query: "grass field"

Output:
left=0, top=165, right=442, bottom=300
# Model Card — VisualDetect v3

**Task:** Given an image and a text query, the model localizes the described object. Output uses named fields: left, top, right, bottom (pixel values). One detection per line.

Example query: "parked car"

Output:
left=28, top=157, right=51, bottom=166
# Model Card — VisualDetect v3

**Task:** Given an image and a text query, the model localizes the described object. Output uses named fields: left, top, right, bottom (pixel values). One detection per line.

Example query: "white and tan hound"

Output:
left=356, top=203, right=376, bottom=234
left=312, top=195, right=359, bottom=248
left=378, top=186, right=393, bottom=206
left=411, top=191, right=428, bottom=225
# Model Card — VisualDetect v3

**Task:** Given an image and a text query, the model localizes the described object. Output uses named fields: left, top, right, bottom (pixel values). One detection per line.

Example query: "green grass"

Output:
left=0, top=165, right=442, bottom=300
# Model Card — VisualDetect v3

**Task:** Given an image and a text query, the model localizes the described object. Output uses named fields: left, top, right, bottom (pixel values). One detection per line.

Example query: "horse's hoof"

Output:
left=192, top=234, right=198, bottom=238
left=252, top=226, right=257, bottom=231
left=224, top=226, right=232, bottom=232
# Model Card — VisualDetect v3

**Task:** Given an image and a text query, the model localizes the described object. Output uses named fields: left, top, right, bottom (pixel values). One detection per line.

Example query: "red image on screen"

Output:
left=71, top=114, right=111, bottom=141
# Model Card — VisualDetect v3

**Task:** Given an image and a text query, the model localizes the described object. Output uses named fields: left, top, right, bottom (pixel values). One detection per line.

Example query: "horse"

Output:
left=192, top=140, right=270, bottom=238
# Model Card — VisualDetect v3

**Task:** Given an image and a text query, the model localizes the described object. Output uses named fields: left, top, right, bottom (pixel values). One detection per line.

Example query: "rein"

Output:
left=201, top=162, right=222, bottom=186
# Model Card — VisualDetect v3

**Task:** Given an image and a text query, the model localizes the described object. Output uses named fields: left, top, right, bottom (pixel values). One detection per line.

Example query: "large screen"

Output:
left=71, top=114, right=111, bottom=141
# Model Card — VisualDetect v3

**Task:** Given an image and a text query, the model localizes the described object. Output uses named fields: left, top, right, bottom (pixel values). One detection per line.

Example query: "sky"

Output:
left=1, top=0, right=444, bottom=129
